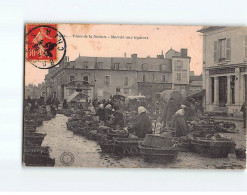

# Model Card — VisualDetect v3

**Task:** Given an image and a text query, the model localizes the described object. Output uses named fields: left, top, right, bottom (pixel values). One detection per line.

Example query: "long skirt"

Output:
left=172, top=116, right=188, bottom=137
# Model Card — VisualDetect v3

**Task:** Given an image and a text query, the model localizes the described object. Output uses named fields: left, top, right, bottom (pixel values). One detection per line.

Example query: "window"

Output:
left=142, top=74, right=146, bottom=82
left=113, top=63, right=120, bottom=70
left=219, top=39, right=226, bottom=61
left=160, top=64, right=166, bottom=72
left=96, top=62, right=103, bottom=69
left=83, top=61, right=89, bottom=69
left=142, top=63, right=148, bottom=71
left=226, top=38, right=231, bottom=61
left=124, top=76, right=128, bottom=86
left=126, top=63, right=132, bottom=70
left=123, top=88, right=130, bottom=94
left=214, top=38, right=231, bottom=63
left=245, top=35, right=247, bottom=58
left=162, top=75, right=166, bottom=82
left=104, top=75, right=110, bottom=86
left=116, top=88, right=120, bottom=93
left=177, top=73, right=181, bottom=81
left=175, top=60, right=183, bottom=70
left=83, top=75, right=88, bottom=84
left=69, top=75, right=75, bottom=82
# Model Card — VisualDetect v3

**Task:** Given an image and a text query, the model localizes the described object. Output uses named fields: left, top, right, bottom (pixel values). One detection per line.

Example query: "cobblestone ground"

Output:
left=36, top=114, right=246, bottom=169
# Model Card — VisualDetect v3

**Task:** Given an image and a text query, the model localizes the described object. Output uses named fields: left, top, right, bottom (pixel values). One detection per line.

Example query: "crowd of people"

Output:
left=25, top=95, right=206, bottom=139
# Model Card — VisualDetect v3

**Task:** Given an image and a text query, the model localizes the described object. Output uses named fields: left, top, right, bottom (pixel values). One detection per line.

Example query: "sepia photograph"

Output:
left=23, top=24, right=246, bottom=169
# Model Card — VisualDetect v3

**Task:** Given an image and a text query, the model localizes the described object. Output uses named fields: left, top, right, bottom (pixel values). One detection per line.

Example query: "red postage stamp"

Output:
left=25, top=24, right=66, bottom=69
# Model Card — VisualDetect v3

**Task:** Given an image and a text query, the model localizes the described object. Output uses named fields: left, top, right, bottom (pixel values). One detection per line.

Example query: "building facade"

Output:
left=198, top=26, right=247, bottom=116
left=25, top=82, right=46, bottom=99
left=45, top=48, right=190, bottom=102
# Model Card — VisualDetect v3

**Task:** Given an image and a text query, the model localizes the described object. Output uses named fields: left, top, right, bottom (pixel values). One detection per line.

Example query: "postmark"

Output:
left=25, top=24, right=66, bottom=69
left=60, top=152, right=74, bottom=166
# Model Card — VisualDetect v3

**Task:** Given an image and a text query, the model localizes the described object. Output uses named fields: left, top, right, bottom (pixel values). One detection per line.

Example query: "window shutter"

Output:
left=214, top=41, right=218, bottom=63
left=226, top=38, right=231, bottom=61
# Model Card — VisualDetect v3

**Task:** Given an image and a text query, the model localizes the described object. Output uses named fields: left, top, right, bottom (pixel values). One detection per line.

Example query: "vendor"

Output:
left=128, top=106, right=152, bottom=138
left=96, top=104, right=105, bottom=122
left=104, top=104, right=114, bottom=122
left=171, top=105, right=189, bottom=137
left=111, top=105, right=124, bottom=129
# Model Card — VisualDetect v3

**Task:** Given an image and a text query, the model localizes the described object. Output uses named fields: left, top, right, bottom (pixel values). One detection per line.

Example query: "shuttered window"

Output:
left=104, top=75, right=110, bottom=86
left=226, top=38, right=231, bottom=61
left=214, top=41, right=218, bottom=63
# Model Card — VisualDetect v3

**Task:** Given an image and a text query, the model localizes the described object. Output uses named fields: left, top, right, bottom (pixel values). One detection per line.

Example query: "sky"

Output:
left=25, top=24, right=203, bottom=85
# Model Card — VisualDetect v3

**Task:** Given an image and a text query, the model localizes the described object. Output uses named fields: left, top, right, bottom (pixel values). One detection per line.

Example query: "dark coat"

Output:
left=129, top=112, right=152, bottom=138
left=112, top=110, right=124, bottom=128
left=161, top=99, right=180, bottom=123
left=96, top=108, right=105, bottom=121
left=171, top=115, right=188, bottom=137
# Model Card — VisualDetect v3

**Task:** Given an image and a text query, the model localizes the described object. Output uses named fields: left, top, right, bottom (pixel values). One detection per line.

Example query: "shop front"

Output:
left=205, top=66, right=247, bottom=116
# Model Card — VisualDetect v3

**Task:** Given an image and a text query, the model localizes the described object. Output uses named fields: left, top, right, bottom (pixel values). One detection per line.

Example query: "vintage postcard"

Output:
left=23, top=24, right=246, bottom=168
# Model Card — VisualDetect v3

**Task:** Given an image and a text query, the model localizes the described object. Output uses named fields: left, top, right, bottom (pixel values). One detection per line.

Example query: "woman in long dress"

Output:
left=171, top=105, right=189, bottom=137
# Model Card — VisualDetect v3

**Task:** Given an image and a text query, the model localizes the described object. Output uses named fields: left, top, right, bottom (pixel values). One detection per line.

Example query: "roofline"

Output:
left=197, top=26, right=225, bottom=33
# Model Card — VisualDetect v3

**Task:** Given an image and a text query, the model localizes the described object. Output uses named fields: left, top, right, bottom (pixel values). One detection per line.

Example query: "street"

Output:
left=36, top=114, right=246, bottom=169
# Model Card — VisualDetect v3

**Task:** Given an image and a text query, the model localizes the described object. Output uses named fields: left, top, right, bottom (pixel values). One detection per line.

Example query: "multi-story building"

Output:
left=198, top=26, right=247, bottom=116
left=45, top=48, right=190, bottom=102
left=25, top=82, right=46, bottom=99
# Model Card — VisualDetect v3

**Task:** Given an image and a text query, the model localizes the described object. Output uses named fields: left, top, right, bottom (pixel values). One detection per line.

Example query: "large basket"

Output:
left=24, top=154, right=55, bottom=167
left=142, top=134, right=173, bottom=148
left=191, top=138, right=235, bottom=158
left=99, top=140, right=115, bottom=153
left=107, top=129, right=129, bottom=139
left=113, top=138, right=143, bottom=156
left=24, top=133, right=46, bottom=146
left=85, top=130, right=98, bottom=140
left=139, top=144, right=179, bottom=163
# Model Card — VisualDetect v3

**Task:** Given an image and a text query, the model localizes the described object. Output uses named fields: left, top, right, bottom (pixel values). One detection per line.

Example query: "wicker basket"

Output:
left=85, top=130, right=98, bottom=140
left=107, top=129, right=129, bottom=139
left=139, top=144, right=179, bottom=163
left=99, top=140, right=115, bottom=153
left=235, top=148, right=246, bottom=159
left=24, top=154, right=55, bottom=167
left=113, top=138, right=143, bottom=156
left=142, top=134, right=173, bottom=148
left=24, top=133, right=46, bottom=146
left=191, top=138, right=235, bottom=158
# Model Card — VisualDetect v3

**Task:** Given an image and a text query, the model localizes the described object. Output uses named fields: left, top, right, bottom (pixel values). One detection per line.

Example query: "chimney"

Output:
left=131, top=54, right=137, bottom=59
left=124, top=52, right=126, bottom=58
left=157, top=50, right=164, bottom=59
left=180, top=48, right=188, bottom=57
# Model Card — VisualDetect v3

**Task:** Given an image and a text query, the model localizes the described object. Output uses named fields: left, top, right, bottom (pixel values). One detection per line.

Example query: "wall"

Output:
left=203, top=27, right=247, bottom=68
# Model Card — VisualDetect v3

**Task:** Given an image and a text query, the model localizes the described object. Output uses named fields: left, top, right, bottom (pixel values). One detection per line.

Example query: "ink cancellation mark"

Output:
left=25, top=24, right=66, bottom=69
left=60, top=152, right=74, bottom=166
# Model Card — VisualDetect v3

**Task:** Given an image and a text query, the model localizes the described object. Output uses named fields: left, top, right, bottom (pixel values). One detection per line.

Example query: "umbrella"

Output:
left=160, top=90, right=184, bottom=104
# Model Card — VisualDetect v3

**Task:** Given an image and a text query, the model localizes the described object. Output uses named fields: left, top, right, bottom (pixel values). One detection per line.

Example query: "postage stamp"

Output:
left=25, top=24, right=66, bottom=69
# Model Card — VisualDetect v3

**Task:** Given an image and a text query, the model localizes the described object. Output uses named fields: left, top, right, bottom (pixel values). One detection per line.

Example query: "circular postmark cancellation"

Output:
left=60, top=152, right=74, bottom=166
left=25, top=24, right=66, bottom=69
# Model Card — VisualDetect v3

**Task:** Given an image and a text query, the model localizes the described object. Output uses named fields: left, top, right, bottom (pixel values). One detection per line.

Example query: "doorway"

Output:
left=219, top=76, right=227, bottom=107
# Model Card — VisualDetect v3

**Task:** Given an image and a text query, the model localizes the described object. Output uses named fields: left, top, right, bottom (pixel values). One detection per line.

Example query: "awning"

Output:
left=187, top=89, right=205, bottom=99
left=67, top=92, right=88, bottom=102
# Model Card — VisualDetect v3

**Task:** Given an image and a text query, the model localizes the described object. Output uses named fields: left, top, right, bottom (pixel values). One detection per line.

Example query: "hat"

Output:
left=138, top=106, right=147, bottom=115
left=181, top=105, right=186, bottom=109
